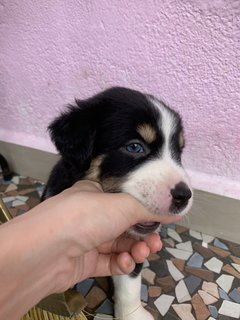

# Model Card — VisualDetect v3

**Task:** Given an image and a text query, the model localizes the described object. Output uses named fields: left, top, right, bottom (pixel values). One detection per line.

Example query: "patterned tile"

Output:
left=232, top=263, right=240, bottom=273
left=85, top=287, right=107, bottom=309
left=95, top=299, right=114, bottom=315
left=202, top=281, right=219, bottom=298
left=166, top=260, right=184, bottom=281
left=218, top=288, right=231, bottom=301
left=141, top=284, right=148, bottom=302
left=1, top=172, right=240, bottom=319
left=208, top=305, right=218, bottom=318
left=193, top=242, right=216, bottom=259
left=208, top=244, right=230, bottom=258
left=172, top=303, right=195, bottom=320
left=175, top=279, right=191, bottom=303
left=218, top=300, right=240, bottom=318
left=76, top=279, right=95, bottom=296
left=189, top=230, right=202, bottom=240
left=184, top=275, right=202, bottom=295
left=202, top=233, right=215, bottom=244
left=154, top=294, right=174, bottom=316
left=214, top=239, right=229, bottom=251
left=229, top=288, right=240, bottom=303
left=165, top=248, right=192, bottom=260
left=148, top=286, right=162, bottom=298
left=176, top=240, right=193, bottom=253
left=167, top=228, right=182, bottom=242
left=185, top=266, right=215, bottom=282
left=187, top=252, right=204, bottom=268
left=204, top=257, right=223, bottom=273
left=198, top=289, right=218, bottom=305
left=156, top=276, right=176, bottom=294
left=216, top=275, right=234, bottom=293
left=191, top=293, right=210, bottom=320
left=142, top=268, right=156, bottom=284
left=171, top=258, right=185, bottom=272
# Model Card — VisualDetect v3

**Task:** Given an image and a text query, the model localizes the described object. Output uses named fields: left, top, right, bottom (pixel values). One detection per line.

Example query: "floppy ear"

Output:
left=48, top=101, right=96, bottom=169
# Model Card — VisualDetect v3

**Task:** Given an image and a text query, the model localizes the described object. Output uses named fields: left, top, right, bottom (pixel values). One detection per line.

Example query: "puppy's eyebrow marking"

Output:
left=179, top=130, right=185, bottom=148
left=137, top=123, right=157, bottom=144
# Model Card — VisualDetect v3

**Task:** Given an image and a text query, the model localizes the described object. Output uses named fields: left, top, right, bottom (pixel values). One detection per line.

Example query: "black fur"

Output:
left=129, top=263, right=144, bottom=278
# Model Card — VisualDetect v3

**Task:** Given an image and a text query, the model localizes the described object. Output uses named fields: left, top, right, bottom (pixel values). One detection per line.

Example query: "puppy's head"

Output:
left=49, top=87, right=193, bottom=234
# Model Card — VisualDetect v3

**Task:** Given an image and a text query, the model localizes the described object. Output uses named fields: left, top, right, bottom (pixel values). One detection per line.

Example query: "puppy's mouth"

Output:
left=132, top=222, right=160, bottom=235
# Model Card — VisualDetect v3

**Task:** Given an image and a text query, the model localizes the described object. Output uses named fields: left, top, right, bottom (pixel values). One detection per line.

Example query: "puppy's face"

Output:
left=50, top=87, right=193, bottom=234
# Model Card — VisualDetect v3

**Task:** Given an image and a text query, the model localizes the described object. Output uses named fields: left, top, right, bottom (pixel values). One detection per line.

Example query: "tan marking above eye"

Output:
left=179, top=131, right=185, bottom=149
left=137, top=123, right=157, bottom=144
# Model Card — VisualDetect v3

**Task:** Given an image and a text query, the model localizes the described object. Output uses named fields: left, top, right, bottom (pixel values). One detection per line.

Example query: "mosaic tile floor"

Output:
left=1, top=174, right=240, bottom=320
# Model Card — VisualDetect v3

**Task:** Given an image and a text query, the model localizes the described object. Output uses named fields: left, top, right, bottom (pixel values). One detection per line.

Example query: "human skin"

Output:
left=0, top=180, right=182, bottom=319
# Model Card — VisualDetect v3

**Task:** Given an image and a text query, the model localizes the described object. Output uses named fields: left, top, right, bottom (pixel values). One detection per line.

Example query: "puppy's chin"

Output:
left=128, top=198, right=192, bottom=237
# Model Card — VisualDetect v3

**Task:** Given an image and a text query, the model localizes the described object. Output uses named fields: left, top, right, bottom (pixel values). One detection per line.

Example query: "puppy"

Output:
left=42, top=87, right=193, bottom=320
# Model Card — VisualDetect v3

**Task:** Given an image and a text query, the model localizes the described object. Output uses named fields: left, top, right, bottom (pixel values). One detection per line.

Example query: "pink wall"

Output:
left=0, top=0, right=239, bottom=198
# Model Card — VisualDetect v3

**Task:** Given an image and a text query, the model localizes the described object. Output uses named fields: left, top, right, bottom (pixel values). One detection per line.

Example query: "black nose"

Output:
left=171, top=182, right=192, bottom=209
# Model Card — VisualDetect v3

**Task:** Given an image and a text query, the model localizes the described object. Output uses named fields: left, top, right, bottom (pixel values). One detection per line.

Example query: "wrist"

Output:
left=0, top=201, right=72, bottom=319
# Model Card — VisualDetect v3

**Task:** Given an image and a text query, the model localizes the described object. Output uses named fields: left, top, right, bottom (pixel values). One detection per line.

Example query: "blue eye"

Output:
left=126, top=143, right=144, bottom=153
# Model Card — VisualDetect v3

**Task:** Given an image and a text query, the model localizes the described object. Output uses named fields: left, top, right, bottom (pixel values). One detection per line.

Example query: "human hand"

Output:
left=44, top=180, right=183, bottom=292
left=0, top=180, right=184, bottom=319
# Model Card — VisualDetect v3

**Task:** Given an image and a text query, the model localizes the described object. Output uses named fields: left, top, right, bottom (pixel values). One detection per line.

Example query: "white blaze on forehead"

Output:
left=148, top=96, right=177, bottom=159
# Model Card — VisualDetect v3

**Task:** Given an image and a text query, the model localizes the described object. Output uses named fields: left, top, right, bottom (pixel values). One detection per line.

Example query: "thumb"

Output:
left=72, top=180, right=182, bottom=227
left=115, top=193, right=183, bottom=226
left=71, top=180, right=104, bottom=193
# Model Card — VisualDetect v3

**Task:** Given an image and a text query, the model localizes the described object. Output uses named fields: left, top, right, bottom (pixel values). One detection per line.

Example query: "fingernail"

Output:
left=127, top=257, right=134, bottom=268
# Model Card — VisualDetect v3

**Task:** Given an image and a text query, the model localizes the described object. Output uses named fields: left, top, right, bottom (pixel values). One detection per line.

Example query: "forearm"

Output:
left=0, top=201, right=71, bottom=320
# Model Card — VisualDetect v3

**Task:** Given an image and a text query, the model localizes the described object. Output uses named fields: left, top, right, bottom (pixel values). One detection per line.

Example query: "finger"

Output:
left=72, top=180, right=103, bottom=193
left=98, top=234, right=139, bottom=254
left=99, top=232, right=160, bottom=252
left=130, top=241, right=150, bottom=263
left=92, top=252, right=136, bottom=277
left=143, top=233, right=162, bottom=253
left=129, top=234, right=162, bottom=263
left=112, top=193, right=184, bottom=227
left=98, top=234, right=162, bottom=264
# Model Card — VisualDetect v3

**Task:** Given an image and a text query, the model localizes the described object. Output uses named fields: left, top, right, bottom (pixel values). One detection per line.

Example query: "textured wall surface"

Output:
left=0, top=0, right=239, bottom=198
